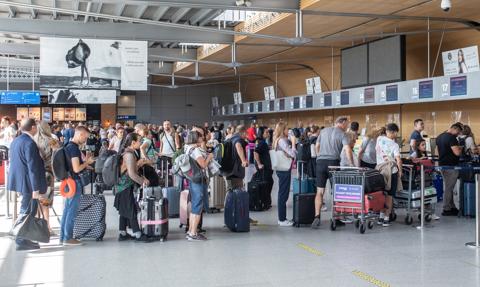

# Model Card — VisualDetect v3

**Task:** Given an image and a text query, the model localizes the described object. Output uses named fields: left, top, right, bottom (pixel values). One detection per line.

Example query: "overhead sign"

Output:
left=117, top=115, right=137, bottom=120
left=233, top=92, right=242, bottom=104
left=263, top=86, right=275, bottom=100
left=40, top=37, right=148, bottom=91
left=442, top=46, right=479, bottom=76
left=306, top=77, right=322, bottom=95
left=0, top=91, right=40, bottom=105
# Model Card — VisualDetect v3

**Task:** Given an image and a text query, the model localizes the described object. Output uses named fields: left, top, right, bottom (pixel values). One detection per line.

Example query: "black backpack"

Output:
left=102, top=153, right=122, bottom=188
left=52, top=146, right=70, bottom=181
left=220, top=139, right=234, bottom=176
left=296, top=140, right=311, bottom=162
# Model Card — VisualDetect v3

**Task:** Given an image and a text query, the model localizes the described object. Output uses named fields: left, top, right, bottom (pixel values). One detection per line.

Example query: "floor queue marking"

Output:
left=352, top=270, right=391, bottom=287
left=297, top=243, right=323, bottom=256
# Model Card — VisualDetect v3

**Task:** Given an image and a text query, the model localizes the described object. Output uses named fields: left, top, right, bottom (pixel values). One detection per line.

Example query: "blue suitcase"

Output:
left=224, top=189, right=250, bottom=232
left=464, top=182, right=476, bottom=217
left=162, top=187, right=180, bottom=218
left=293, top=177, right=316, bottom=194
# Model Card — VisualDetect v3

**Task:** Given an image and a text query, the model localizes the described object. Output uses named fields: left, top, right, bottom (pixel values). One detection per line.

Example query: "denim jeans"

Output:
left=189, top=180, right=207, bottom=215
left=15, top=192, right=37, bottom=246
left=60, top=179, right=82, bottom=241
left=276, top=170, right=291, bottom=222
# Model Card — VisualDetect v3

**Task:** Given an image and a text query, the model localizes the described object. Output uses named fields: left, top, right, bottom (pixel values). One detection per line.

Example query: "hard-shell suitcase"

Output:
left=157, top=156, right=173, bottom=188
left=247, top=172, right=269, bottom=211
left=73, top=194, right=106, bottom=241
left=162, top=187, right=180, bottom=218
left=464, top=182, right=476, bottom=217
left=139, top=197, right=169, bottom=241
left=334, top=191, right=386, bottom=214
left=224, top=189, right=250, bottom=232
left=293, top=193, right=316, bottom=227
left=209, top=175, right=227, bottom=212
left=143, top=186, right=163, bottom=200
left=292, top=177, right=316, bottom=194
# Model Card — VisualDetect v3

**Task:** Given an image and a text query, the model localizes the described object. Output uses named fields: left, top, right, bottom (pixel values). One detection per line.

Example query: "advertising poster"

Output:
left=40, top=37, right=147, bottom=90
left=16, top=107, right=29, bottom=121
left=64, top=108, right=76, bottom=121
left=263, top=86, right=276, bottom=100
left=305, top=77, right=322, bottom=95
left=75, top=108, right=87, bottom=121
left=53, top=108, right=65, bottom=121
left=442, top=46, right=479, bottom=76
left=42, top=107, right=52, bottom=123
left=28, top=107, right=41, bottom=121
left=48, top=89, right=117, bottom=104
left=233, top=92, right=242, bottom=104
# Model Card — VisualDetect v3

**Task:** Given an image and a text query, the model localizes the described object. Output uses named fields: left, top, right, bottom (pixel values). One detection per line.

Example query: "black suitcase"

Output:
left=293, top=193, right=316, bottom=227
left=247, top=172, right=269, bottom=211
left=364, top=169, right=385, bottom=193
left=139, top=197, right=169, bottom=241
left=73, top=194, right=107, bottom=241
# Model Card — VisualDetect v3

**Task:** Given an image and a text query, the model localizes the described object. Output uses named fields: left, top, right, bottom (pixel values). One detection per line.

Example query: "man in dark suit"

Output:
left=8, top=119, right=47, bottom=251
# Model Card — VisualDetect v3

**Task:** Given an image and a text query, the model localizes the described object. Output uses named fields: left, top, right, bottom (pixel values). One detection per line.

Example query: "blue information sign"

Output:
left=386, top=85, right=398, bottom=102
left=0, top=91, right=40, bottom=104
left=450, top=76, right=467, bottom=97
left=334, top=184, right=363, bottom=203
left=117, top=115, right=137, bottom=120
left=419, top=80, right=433, bottom=99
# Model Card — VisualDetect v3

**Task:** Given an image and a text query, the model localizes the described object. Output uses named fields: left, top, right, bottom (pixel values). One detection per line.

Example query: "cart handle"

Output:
left=328, top=166, right=368, bottom=171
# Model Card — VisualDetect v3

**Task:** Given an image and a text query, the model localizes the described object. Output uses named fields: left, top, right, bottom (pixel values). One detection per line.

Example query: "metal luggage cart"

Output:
left=393, top=164, right=436, bottom=225
left=329, top=167, right=382, bottom=234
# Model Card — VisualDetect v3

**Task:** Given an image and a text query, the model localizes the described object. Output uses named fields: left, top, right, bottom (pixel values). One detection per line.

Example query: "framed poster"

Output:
left=42, top=107, right=52, bottom=123
left=53, top=108, right=65, bottom=121
left=75, top=107, right=87, bottom=121
left=28, top=107, right=41, bottom=121
left=17, top=107, right=29, bottom=121
left=64, top=107, right=76, bottom=121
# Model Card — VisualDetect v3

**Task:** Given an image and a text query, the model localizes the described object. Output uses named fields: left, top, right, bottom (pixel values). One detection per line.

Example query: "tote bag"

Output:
left=11, top=200, right=50, bottom=243
left=269, top=139, right=293, bottom=171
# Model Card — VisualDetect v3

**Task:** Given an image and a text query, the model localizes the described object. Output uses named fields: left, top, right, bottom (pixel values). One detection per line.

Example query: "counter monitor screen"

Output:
left=306, top=95, right=313, bottom=108
left=239, top=104, right=244, bottom=113
left=324, top=93, right=332, bottom=107
left=386, top=85, right=398, bottom=101
left=269, top=100, right=275, bottom=111
left=419, top=80, right=433, bottom=99
left=233, top=105, right=238, bottom=114
left=257, top=102, right=263, bottom=112
left=279, top=99, right=285, bottom=110
left=293, top=97, right=300, bottom=109
left=249, top=103, right=254, bottom=112
left=340, top=91, right=350, bottom=105
left=450, top=76, right=467, bottom=97
left=364, top=87, right=375, bottom=104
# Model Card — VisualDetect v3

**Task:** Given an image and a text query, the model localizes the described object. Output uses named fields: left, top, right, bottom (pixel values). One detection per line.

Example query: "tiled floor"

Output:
left=0, top=171, right=478, bottom=287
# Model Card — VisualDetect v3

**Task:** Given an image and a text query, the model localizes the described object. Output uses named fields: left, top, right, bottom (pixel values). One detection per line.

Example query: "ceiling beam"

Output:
left=84, top=1, right=91, bottom=23
left=199, top=9, right=223, bottom=26
left=7, top=5, right=16, bottom=17
left=152, top=6, right=169, bottom=21
left=72, top=0, right=79, bottom=20
left=95, top=2, right=103, bottom=21
left=188, top=8, right=212, bottom=25
left=29, top=0, right=37, bottom=19
left=0, top=18, right=233, bottom=44
left=148, top=62, right=174, bottom=75
left=170, top=7, right=191, bottom=24
left=74, top=0, right=299, bottom=13
left=51, top=0, right=57, bottom=19
left=134, top=4, right=148, bottom=19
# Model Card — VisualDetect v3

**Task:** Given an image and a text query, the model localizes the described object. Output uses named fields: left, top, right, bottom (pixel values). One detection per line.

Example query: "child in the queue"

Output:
left=410, top=138, right=428, bottom=160
left=114, top=133, right=151, bottom=242
left=184, top=130, right=213, bottom=241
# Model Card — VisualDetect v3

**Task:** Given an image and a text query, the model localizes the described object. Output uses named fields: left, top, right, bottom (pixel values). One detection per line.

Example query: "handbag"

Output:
left=269, top=139, right=293, bottom=171
left=11, top=200, right=50, bottom=243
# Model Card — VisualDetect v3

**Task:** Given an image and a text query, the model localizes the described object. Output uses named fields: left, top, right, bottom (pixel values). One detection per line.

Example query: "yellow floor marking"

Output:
left=352, top=270, right=391, bottom=287
left=297, top=243, right=323, bottom=256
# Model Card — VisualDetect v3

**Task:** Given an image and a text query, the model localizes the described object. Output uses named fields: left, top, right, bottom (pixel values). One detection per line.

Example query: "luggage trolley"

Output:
left=329, top=167, right=384, bottom=234
left=393, top=164, right=436, bottom=225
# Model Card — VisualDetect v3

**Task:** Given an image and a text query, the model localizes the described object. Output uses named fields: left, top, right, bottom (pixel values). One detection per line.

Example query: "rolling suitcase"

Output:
left=335, top=191, right=386, bottom=214
left=224, top=189, right=250, bottom=232
left=139, top=197, right=169, bottom=241
left=292, top=178, right=316, bottom=194
left=209, top=175, right=227, bottom=212
left=73, top=194, right=107, bottom=241
left=157, top=156, right=173, bottom=188
left=464, top=182, right=476, bottom=217
left=293, top=193, right=316, bottom=227
left=160, top=167, right=180, bottom=218
left=248, top=171, right=269, bottom=211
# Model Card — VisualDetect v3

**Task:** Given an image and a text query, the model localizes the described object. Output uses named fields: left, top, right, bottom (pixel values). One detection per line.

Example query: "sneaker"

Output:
left=377, top=218, right=384, bottom=225
left=118, top=233, right=134, bottom=241
left=321, top=205, right=328, bottom=212
left=197, top=228, right=207, bottom=234
left=135, top=234, right=153, bottom=243
left=197, top=233, right=208, bottom=240
left=382, top=217, right=390, bottom=227
left=441, top=209, right=459, bottom=216
left=278, top=220, right=294, bottom=227
left=433, top=214, right=440, bottom=220
left=63, top=239, right=83, bottom=246
left=187, top=233, right=206, bottom=241
left=311, top=216, right=321, bottom=229
left=249, top=218, right=259, bottom=225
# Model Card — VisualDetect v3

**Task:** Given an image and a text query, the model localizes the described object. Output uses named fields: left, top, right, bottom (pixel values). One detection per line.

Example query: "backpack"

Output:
left=102, top=153, right=122, bottom=188
left=52, top=146, right=70, bottom=181
left=219, top=139, right=234, bottom=175
left=95, top=149, right=117, bottom=174
left=296, top=140, right=311, bottom=162
left=172, top=148, right=205, bottom=183
left=173, top=147, right=191, bottom=176
left=213, top=143, right=224, bottom=163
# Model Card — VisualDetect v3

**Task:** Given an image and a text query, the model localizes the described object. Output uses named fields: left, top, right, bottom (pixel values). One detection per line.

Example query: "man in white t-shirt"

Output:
left=159, top=120, right=179, bottom=158
left=375, top=123, right=402, bottom=227
left=108, top=127, right=125, bottom=152
left=0, top=116, right=17, bottom=149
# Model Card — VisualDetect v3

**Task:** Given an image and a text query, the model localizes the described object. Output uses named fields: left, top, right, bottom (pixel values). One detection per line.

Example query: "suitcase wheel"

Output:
left=405, top=215, right=413, bottom=225
left=330, top=219, right=336, bottom=231
left=359, top=223, right=366, bottom=234
left=368, top=221, right=374, bottom=229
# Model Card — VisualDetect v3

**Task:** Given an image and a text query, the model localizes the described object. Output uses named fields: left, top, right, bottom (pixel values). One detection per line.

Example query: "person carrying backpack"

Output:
left=158, top=120, right=181, bottom=170
left=113, top=133, right=151, bottom=242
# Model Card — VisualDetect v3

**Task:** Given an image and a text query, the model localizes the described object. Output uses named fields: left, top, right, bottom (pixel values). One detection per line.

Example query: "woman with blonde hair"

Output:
left=272, top=122, right=296, bottom=227
left=358, top=127, right=386, bottom=169
left=34, top=121, right=60, bottom=235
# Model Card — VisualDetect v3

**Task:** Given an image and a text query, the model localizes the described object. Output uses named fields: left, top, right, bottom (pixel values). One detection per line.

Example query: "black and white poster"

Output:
left=48, top=89, right=117, bottom=104
left=305, top=77, right=322, bottom=94
left=40, top=37, right=147, bottom=91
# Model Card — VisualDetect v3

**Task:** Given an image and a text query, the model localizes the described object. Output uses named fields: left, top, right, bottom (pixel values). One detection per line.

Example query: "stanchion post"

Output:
left=4, top=160, right=11, bottom=218
left=466, top=173, right=480, bottom=248
left=417, top=164, right=425, bottom=230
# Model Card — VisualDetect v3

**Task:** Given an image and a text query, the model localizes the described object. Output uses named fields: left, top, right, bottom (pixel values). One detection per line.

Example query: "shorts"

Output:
left=316, top=159, right=340, bottom=188
left=189, top=181, right=207, bottom=215
left=386, top=172, right=398, bottom=197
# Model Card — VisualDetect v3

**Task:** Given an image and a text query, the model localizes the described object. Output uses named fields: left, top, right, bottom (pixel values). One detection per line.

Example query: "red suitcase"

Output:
left=179, top=189, right=190, bottom=228
left=334, top=191, right=385, bottom=214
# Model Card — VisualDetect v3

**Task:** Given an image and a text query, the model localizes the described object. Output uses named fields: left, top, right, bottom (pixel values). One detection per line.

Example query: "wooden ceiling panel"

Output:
left=306, top=0, right=429, bottom=14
